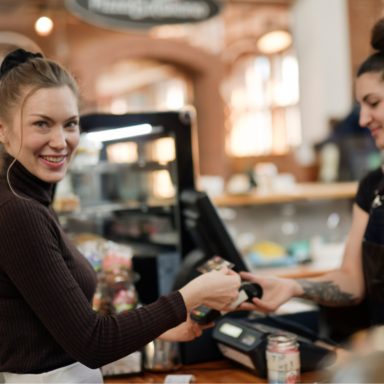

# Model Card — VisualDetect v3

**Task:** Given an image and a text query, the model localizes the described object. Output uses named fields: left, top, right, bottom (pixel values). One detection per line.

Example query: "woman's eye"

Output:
left=35, top=121, right=47, bottom=128
left=371, top=101, right=380, bottom=107
left=66, top=121, right=78, bottom=128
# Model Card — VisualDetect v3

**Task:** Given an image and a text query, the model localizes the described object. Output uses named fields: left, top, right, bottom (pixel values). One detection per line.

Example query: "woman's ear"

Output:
left=0, top=120, right=8, bottom=144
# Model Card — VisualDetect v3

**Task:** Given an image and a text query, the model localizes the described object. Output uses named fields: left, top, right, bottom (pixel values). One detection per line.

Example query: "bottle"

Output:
left=266, top=333, right=300, bottom=384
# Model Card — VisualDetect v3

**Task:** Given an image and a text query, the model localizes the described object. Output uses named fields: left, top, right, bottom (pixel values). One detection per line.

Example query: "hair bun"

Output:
left=0, top=49, right=43, bottom=80
left=372, top=18, right=384, bottom=53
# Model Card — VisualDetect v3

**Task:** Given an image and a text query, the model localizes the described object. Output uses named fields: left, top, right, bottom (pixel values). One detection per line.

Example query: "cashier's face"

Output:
left=0, top=86, right=80, bottom=183
left=356, top=72, right=384, bottom=149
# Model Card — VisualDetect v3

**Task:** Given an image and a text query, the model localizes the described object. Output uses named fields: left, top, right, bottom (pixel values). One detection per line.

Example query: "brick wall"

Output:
left=348, top=0, right=384, bottom=78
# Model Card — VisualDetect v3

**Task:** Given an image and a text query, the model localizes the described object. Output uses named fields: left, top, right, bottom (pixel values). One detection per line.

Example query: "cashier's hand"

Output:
left=179, top=266, right=241, bottom=312
left=238, top=272, right=299, bottom=313
left=158, top=315, right=214, bottom=342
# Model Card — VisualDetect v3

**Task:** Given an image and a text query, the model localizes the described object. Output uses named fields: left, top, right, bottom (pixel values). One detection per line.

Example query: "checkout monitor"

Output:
left=179, top=189, right=250, bottom=275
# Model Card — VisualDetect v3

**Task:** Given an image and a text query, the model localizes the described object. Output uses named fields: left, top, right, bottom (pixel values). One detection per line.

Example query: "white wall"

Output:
left=292, top=0, right=352, bottom=145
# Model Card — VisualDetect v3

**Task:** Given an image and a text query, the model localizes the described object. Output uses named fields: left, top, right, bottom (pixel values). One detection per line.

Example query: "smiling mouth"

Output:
left=40, top=156, right=66, bottom=163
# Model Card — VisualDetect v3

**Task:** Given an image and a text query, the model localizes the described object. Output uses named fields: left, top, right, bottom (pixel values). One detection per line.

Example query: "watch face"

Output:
left=219, top=323, right=243, bottom=338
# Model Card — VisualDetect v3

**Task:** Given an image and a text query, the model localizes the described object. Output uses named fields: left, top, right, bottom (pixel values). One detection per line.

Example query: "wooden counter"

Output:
left=212, top=182, right=358, bottom=207
left=104, top=349, right=351, bottom=383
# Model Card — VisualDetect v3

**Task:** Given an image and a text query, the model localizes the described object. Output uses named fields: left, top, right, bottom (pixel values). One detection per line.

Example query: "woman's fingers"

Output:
left=239, top=271, right=263, bottom=284
left=237, top=297, right=279, bottom=313
left=238, top=302, right=258, bottom=311
left=239, top=271, right=253, bottom=279
left=252, top=297, right=279, bottom=312
left=200, top=321, right=215, bottom=330
left=217, top=265, right=229, bottom=275
left=193, top=326, right=203, bottom=338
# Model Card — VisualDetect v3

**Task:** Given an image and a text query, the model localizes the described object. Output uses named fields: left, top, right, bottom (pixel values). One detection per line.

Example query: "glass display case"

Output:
left=54, top=110, right=198, bottom=304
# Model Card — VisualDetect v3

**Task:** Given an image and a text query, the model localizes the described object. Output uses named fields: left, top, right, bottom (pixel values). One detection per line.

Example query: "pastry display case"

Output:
left=54, top=110, right=198, bottom=305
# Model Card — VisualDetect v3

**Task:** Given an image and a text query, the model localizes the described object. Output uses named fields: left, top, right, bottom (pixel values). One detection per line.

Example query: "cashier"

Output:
left=240, top=17, right=384, bottom=327
left=0, top=49, right=241, bottom=383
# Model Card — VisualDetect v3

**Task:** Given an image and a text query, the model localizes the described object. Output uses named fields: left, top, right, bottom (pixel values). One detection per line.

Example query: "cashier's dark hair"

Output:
left=358, top=18, right=384, bottom=78
left=0, top=49, right=79, bottom=186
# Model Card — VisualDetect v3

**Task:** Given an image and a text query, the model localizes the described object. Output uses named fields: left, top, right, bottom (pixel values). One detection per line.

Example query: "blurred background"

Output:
left=0, top=0, right=380, bottom=181
left=1, top=0, right=383, bottom=346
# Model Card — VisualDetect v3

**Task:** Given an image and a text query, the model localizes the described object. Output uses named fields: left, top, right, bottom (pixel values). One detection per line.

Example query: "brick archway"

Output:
left=70, top=34, right=226, bottom=177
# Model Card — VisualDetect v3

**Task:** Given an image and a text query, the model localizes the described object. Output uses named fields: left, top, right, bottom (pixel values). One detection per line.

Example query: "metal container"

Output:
left=143, top=340, right=182, bottom=372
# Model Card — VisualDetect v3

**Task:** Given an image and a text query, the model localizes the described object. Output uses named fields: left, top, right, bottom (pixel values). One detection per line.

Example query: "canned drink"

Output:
left=266, top=333, right=300, bottom=384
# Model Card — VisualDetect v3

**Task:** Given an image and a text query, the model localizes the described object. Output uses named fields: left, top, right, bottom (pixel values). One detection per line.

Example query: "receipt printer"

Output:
left=212, top=317, right=337, bottom=378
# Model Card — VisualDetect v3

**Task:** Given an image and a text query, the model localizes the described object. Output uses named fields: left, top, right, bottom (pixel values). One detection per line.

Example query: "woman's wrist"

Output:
left=179, top=284, right=203, bottom=313
left=292, top=279, right=305, bottom=297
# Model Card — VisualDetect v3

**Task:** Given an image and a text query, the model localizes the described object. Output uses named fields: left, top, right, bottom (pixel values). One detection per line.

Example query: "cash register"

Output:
left=173, top=189, right=337, bottom=376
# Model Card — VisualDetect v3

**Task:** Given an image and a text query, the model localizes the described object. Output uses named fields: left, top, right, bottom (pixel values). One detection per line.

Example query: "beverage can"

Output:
left=266, top=333, right=300, bottom=384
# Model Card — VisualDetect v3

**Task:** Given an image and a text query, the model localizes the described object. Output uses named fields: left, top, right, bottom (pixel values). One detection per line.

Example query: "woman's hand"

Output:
left=238, top=272, right=302, bottom=313
left=179, top=266, right=241, bottom=312
left=158, top=315, right=214, bottom=342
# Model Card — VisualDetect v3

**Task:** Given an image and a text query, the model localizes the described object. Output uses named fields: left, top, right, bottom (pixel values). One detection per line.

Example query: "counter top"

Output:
left=104, top=348, right=351, bottom=383
left=212, top=181, right=358, bottom=206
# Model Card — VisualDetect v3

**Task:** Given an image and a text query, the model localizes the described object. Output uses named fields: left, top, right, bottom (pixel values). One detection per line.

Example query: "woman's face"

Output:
left=356, top=72, right=384, bottom=149
left=0, top=86, right=79, bottom=183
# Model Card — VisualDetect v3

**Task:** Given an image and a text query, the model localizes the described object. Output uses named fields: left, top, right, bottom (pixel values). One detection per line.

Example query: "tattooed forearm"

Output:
left=296, top=279, right=359, bottom=306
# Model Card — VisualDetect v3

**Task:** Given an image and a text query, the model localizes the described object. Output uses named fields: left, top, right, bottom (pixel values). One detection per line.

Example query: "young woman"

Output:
left=240, top=18, right=384, bottom=327
left=0, top=49, right=241, bottom=383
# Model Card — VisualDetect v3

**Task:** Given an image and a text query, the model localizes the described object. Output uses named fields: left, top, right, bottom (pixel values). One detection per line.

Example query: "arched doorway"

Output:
left=0, top=32, right=42, bottom=62
left=94, top=58, right=193, bottom=113
left=70, top=35, right=227, bottom=177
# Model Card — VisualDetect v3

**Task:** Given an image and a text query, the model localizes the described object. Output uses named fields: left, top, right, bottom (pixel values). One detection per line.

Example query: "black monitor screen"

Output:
left=180, top=189, right=250, bottom=273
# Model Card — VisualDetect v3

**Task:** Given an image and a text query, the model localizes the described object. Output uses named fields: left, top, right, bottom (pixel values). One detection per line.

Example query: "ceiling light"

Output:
left=257, top=30, right=292, bottom=54
left=35, top=17, right=54, bottom=36
left=86, top=124, right=159, bottom=142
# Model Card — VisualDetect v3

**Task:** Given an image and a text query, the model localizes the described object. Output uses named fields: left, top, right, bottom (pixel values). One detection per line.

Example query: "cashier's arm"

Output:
left=240, top=204, right=368, bottom=313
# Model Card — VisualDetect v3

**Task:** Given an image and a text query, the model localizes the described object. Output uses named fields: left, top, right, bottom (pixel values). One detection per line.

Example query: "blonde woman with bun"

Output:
left=0, top=49, right=241, bottom=383
left=240, top=18, right=384, bottom=327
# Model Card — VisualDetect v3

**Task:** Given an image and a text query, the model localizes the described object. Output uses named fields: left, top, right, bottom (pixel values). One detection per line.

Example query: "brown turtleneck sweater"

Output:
left=0, top=156, right=187, bottom=374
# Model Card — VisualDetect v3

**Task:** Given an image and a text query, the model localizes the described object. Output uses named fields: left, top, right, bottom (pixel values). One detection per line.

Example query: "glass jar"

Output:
left=266, top=333, right=300, bottom=384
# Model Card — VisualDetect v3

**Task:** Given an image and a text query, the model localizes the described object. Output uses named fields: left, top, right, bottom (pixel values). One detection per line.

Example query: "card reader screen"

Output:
left=219, top=323, right=243, bottom=338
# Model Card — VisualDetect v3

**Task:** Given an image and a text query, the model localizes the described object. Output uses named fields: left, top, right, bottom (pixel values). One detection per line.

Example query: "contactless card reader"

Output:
left=190, top=283, right=263, bottom=325
left=212, top=317, right=337, bottom=378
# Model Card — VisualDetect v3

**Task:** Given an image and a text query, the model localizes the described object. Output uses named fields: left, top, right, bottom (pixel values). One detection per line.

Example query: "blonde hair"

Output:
left=0, top=54, right=79, bottom=191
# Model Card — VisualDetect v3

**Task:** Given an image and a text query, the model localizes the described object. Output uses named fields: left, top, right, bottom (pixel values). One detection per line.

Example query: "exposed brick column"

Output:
left=348, top=0, right=384, bottom=78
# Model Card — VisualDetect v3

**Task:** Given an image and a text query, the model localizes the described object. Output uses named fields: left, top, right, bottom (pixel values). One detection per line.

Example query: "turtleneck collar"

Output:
left=0, top=154, right=53, bottom=206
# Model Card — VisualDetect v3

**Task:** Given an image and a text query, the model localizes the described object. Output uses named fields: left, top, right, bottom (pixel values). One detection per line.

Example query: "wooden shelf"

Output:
left=212, top=182, right=358, bottom=207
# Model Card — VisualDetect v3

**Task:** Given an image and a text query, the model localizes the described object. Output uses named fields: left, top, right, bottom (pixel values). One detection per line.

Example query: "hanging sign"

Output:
left=65, top=0, right=223, bottom=31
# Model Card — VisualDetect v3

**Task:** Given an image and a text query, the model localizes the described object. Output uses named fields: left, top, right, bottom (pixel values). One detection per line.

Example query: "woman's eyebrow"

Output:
left=363, top=93, right=379, bottom=102
left=30, top=114, right=79, bottom=122
left=30, top=114, right=55, bottom=122
left=64, top=115, right=79, bottom=122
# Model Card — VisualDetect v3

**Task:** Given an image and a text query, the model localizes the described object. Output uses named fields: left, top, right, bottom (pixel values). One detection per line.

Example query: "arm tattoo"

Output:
left=296, top=279, right=359, bottom=306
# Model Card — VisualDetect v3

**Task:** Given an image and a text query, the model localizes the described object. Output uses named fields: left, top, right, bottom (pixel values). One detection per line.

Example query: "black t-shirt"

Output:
left=356, top=167, right=384, bottom=213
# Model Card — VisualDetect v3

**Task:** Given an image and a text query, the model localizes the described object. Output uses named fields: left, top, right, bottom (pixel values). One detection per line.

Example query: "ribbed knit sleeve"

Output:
left=0, top=199, right=187, bottom=369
